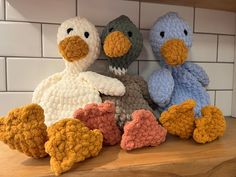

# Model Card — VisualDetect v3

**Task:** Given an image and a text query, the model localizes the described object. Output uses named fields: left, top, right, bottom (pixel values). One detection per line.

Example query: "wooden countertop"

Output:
left=0, top=117, right=236, bottom=177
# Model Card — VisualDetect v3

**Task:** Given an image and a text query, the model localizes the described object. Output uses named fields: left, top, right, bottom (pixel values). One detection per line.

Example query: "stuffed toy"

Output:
left=74, top=15, right=167, bottom=151
left=148, top=12, right=226, bottom=143
left=0, top=17, right=126, bottom=176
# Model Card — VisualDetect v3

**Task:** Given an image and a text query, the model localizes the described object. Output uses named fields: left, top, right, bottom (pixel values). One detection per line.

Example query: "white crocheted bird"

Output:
left=32, top=17, right=125, bottom=126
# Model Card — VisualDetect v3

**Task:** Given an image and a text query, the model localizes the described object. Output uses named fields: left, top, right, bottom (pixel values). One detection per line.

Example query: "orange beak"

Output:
left=103, top=31, right=132, bottom=58
left=58, top=36, right=89, bottom=62
left=160, top=39, right=188, bottom=66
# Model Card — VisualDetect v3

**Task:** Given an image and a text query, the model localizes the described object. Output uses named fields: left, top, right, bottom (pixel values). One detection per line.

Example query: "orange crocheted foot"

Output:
left=160, top=99, right=196, bottom=139
left=0, top=104, right=48, bottom=158
left=73, top=101, right=121, bottom=145
left=120, top=109, right=167, bottom=151
left=45, top=118, right=103, bottom=176
left=193, top=106, right=226, bottom=144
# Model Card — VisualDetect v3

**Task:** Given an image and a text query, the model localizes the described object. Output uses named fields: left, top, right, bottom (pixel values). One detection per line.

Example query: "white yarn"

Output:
left=109, top=65, right=127, bottom=76
left=32, top=17, right=125, bottom=126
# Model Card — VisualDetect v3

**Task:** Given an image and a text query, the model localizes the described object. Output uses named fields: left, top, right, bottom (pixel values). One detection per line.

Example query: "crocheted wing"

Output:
left=148, top=68, right=174, bottom=107
left=78, top=71, right=126, bottom=96
left=131, top=75, right=157, bottom=109
left=32, top=72, right=63, bottom=104
left=0, top=104, right=48, bottom=158
left=183, top=62, right=209, bottom=87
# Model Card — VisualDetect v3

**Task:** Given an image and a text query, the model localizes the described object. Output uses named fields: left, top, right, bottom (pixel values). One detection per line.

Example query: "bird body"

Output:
left=32, top=17, right=125, bottom=126
left=148, top=12, right=226, bottom=143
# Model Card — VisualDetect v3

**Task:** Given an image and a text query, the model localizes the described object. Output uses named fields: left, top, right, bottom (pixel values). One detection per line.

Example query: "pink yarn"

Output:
left=120, top=109, right=167, bottom=151
left=73, top=101, right=121, bottom=145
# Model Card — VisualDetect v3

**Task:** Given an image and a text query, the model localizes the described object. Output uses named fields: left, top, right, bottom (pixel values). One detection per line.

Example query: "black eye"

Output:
left=160, top=31, right=165, bottom=38
left=67, top=28, right=73, bottom=34
left=127, top=31, right=132, bottom=37
left=109, top=27, right=113, bottom=32
left=84, top=32, right=89, bottom=38
left=184, top=29, right=188, bottom=36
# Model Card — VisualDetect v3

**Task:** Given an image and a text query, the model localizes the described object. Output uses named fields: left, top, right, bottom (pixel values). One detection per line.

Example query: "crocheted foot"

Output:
left=45, top=118, right=103, bottom=176
left=0, top=104, right=48, bottom=158
left=120, top=110, right=167, bottom=151
left=73, top=101, right=121, bottom=145
left=193, top=106, right=226, bottom=144
left=160, top=99, right=196, bottom=139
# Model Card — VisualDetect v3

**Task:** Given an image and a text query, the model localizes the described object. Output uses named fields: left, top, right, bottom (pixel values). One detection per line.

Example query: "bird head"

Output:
left=57, top=17, right=100, bottom=71
left=149, top=12, right=192, bottom=67
left=101, top=15, right=143, bottom=75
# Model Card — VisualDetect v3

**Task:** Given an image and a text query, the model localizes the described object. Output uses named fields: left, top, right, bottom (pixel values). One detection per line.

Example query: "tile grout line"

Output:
left=193, top=7, right=195, bottom=33
left=4, top=57, right=7, bottom=91
left=3, top=0, right=6, bottom=20
left=207, top=89, right=233, bottom=91
left=140, top=28, right=236, bottom=36
left=75, top=0, right=78, bottom=16
left=214, top=90, right=216, bottom=106
left=216, top=34, right=219, bottom=62
left=138, top=0, right=141, bottom=29
left=40, top=24, right=43, bottom=57
left=137, top=60, right=140, bottom=75
left=1, top=56, right=234, bottom=64
left=0, top=19, right=61, bottom=25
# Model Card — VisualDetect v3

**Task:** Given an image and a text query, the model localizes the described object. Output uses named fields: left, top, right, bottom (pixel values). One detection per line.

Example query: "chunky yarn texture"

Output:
left=100, top=15, right=167, bottom=150
left=73, top=101, right=121, bottom=145
left=121, top=110, right=167, bottom=150
left=0, top=104, right=48, bottom=158
left=32, top=17, right=125, bottom=126
left=148, top=12, right=226, bottom=143
left=102, top=74, right=156, bottom=129
left=45, top=118, right=103, bottom=176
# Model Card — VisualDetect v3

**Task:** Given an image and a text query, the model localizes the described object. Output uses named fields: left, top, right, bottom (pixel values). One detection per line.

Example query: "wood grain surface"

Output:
left=0, top=117, right=235, bottom=177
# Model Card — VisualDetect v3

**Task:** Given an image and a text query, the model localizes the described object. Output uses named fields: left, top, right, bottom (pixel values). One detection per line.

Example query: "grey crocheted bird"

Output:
left=100, top=15, right=167, bottom=150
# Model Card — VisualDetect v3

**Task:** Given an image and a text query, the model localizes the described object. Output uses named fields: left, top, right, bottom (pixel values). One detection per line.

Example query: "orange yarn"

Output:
left=160, top=99, right=196, bottom=139
left=58, top=36, right=89, bottom=62
left=45, top=118, right=103, bottom=176
left=160, top=39, right=188, bottom=66
left=103, top=31, right=132, bottom=58
left=0, top=104, right=48, bottom=158
left=121, top=109, right=167, bottom=150
left=73, top=101, right=121, bottom=145
left=193, top=106, right=226, bottom=144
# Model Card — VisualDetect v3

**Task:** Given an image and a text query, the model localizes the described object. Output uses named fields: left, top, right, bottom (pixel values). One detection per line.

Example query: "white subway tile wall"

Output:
left=0, top=92, right=32, bottom=115
left=7, top=58, right=65, bottom=91
left=0, top=0, right=235, bottom=116
left=216, top=91, right=233, bottom=116
left=6, top=0, right=76, bottom=23
left=0, top=22, right=41, bottom=56
left=78, top=0, right=139, bottom=26
left=218, top=35, right=235, bottom=62
left=195, top=8, right=236, bottom=35
left=191, top=34, right=217, bottom=62
left=140, top=2, right=194, bottom=30
left=42, top=24, right=60, bottom=57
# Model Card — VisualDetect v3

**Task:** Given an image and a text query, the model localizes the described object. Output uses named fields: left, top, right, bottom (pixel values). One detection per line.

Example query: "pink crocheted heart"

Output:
left=120, top=109, right=167, bottom=150
left=73, top=101, right=121, bottom=145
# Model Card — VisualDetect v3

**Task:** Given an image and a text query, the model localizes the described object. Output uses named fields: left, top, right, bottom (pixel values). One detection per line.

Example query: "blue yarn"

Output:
left=148, top=12, right=210, bottom=117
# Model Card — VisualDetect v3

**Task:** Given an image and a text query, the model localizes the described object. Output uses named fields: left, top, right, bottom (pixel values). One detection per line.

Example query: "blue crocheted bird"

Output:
left=148, top=12, right=226, bottom=143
